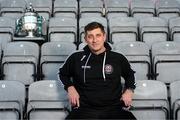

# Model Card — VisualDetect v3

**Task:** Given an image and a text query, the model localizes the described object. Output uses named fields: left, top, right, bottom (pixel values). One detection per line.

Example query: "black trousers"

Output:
left=66, top=106, right=137, bottom=120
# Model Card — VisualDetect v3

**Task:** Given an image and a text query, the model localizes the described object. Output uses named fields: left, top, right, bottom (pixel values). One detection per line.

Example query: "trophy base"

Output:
left=26, top=31, right=35, bottom=37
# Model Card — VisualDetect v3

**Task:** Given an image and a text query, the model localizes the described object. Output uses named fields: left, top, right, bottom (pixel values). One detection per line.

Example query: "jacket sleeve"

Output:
left=59, top=54, right=74, bottom=90
left=121, top=55, right=136, bottom=90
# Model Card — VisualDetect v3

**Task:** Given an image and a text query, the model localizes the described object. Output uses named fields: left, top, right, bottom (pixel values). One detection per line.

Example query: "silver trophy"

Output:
left=15, top=3, right=46, bottom=37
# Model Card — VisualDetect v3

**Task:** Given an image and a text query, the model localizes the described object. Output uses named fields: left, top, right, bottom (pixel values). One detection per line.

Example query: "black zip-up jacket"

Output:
left=59, top=43, right=136, bottom=108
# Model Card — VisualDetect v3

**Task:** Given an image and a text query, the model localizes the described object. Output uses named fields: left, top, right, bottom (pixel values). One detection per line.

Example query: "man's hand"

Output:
left=121, top=89, right=134, bottom=108
left=67, top=86, right=80, bottom=108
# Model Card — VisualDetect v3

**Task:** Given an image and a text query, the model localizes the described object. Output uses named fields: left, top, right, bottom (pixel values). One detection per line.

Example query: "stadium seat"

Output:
left=104, top=0, right=129, bottom=19
left=1, top=41, right=39, bottom=86
left=170, top=80, right=180, bottom=120
left=0, top=0, right=26, bottom=19
left=27, top=0, right=52, bottom=20
left=108, top=17, right=138, bottom=44
left=131, top=0, right=155, bottom=20
left=79, top=17, right=107, bottom=43
left=27, top=80, right=70, bottom=120
left=0, top=17, right=15, bottom=50
left=139, top=17, right=169, bottom=48
left=0, top=80, right=25, bottom=120
left=48, top=17, right=77, bottom=43
left=151, top=41, right=180, bottom=84
left=113, top=41, right=151, bottom=80
left=132, top=80, right=169, bottom=120
left=40, top=42, right=77, bottom=80
left=79, top=0, right=104, bottom=18
left=169, top=17, right=180, bottom=42
left=53, top=0, right=78, bottom=18
left=156, top=0, right=180, bottom=21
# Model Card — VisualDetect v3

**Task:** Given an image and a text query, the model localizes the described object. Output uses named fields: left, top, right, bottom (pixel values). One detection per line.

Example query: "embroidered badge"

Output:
left=104, top=64, right=113, bottom=74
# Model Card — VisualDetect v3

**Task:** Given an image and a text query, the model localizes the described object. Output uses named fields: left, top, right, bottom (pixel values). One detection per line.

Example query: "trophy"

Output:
left=15, top=3, right=45, bottom=37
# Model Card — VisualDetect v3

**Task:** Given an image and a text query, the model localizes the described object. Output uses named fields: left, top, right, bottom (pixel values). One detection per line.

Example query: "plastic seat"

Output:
left=151, top=41, right=180, bottom=84
left=79, top=0, right=104, bottom=18
left=169, top=17, right=180, bottom=42
left=139, top=17, right=168, bottom=48
left=170, top=80, right=180, bottom=120
left=113, top=41, right=151, bottom=80
left=156, top=0, right=180, bottom=21
left=131, top=0, right=155, bottom=20
left=79, top=17, right=107, bottom=43
left=27, top=80, right=70, bottom=120
left=104, top=0, right=129, bottom=19
left=0, top=0, right=26, bottom=19
left=0, top=80, right=25, bottom=120
left=109, top=17, right=138, bottom=44
left=0, top=17, right=16, bottom=50
left=48, top=17, right=77, bottom=43
left=53, top=0, right=78, bottom=18
left=1, top=41, right=39, bottom=86
left=27, top=0, right=52, bottom=20
left=132, top=80, right=169, bottom=120
left=40, top=42, right=77, bottom=80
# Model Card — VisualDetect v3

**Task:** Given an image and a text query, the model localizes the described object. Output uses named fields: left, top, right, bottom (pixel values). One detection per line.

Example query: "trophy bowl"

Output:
left=22, top=12, right=38, bottom=37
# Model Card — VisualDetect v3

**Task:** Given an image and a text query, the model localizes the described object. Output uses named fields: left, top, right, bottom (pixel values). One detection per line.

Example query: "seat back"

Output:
left=27, top=80, right=69, bottom=120
left=40, top=42, right=77, bottom=80
left=0, top=80, right=25, bottom=120
left=169, top=17, right=180, bottom=41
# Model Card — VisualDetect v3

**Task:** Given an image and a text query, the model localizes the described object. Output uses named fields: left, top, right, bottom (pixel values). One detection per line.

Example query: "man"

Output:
left=59, top=22, right=136, bottom=119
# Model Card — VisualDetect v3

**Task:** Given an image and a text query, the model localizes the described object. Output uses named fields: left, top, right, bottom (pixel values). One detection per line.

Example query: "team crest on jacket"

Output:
left=104, top=64, right=113, bottom=74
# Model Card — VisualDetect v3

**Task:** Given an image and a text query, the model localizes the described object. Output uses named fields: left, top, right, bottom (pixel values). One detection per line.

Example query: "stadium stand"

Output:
left=169, top=17, right=180, bottom=42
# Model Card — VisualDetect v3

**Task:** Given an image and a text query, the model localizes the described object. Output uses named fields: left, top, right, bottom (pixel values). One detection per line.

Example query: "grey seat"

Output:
left=79, top=0, right=104, bottom=18
left=151, top=41, right=180, bottom=84
left=131, top=0, right=155, bottom=20
left=48, top=17, right=77, bottom=43
left=0, top=17, right=16, bottom=50
left=53, top=0, right=78, bottom=18
left=108, top=17, right=138, bottom=44
left=2, top=42, right=39, bottom=86
left=170, top=80, right=180, bottom=120
left=79, top=17, right=107, bottom=43
left=139, top=17, right=168, bottom=48
left=0, top=0, right=26, bottom=19
left=132, top=80, right=169, bottom=120
left=27, top=80, right=70, bottom=120
left=104, top=0, right=129, bottom=19
left=27, top=0, right=52, bottom=20
left=0, top=80, right=25, bottom=120
left=169, top=17, right=180, bottom=42
left=40, top=42, right=77, bottom=80
left=113, top=41, right=151, bottom=80
left=156, top=0, right=180, bottom=21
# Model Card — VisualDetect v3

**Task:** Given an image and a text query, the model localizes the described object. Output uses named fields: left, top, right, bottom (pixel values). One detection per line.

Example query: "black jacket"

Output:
left=59, top=43, right=136, bottom=108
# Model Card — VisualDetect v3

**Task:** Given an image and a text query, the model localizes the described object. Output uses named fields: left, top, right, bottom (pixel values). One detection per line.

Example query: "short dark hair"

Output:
left=84, top=22, right=105, bottom=34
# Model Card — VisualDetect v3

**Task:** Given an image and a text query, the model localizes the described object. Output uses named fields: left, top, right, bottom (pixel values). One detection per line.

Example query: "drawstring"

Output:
left=84, top=53, right=91, bottom=83
left=102, top=52, right=106, bottom=81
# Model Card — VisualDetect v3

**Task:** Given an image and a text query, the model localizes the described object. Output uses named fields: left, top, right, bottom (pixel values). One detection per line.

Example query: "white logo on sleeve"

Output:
left=104, top=64, right=113, bottom=74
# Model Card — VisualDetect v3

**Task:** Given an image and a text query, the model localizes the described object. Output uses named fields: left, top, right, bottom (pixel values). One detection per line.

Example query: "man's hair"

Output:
left=84, top=22, right=105, bottom=34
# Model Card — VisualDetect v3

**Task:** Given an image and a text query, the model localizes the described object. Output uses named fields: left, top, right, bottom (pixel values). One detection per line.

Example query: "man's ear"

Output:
left=103, top=33, right=107, bottom=42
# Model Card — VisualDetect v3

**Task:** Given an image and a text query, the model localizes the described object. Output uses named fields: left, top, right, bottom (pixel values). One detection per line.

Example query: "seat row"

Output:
left=2, top=16, right=180, bottom=49
left=1, top=79, right=180, bottom=120
left=0, top=0, right=180, bottom=20
left=0, top=41, right=180, bottom=86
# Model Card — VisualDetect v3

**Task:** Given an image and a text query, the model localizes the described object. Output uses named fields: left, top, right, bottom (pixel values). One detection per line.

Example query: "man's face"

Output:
left=84, top=28, right=106, bottom=54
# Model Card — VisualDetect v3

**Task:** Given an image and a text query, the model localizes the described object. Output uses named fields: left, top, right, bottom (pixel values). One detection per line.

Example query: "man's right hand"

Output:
left=67, top=86, right=80, bottom=108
